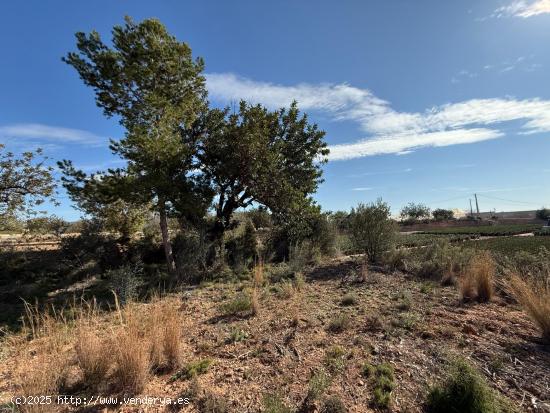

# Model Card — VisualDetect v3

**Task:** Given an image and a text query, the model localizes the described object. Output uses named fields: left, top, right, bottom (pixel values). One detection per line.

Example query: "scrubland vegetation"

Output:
left=1, top=16, right=549, bottom=413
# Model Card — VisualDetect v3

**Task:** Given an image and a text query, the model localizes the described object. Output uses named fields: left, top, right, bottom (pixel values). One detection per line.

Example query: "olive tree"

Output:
left=199, top=101, right=328, bottom=250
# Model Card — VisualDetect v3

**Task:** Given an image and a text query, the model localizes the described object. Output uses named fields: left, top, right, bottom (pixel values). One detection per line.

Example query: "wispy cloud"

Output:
left=489, top=0, right=550, bottom=18
left=351, top=187, right=373, bottom=191
left=452, top=56, right=540, bottom=84
left=206, top=73, right=550, bottom=160
left=0, top=124, right=106, bottom=147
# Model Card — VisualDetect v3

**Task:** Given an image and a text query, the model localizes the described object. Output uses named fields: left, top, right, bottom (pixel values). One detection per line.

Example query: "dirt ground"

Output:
left=1, top=257, right=549, bottom=412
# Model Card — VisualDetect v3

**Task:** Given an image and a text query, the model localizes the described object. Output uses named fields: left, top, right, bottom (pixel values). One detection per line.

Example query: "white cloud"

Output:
left=0, top=124, right=106, bottom=146
left=206, top=73, right=550, bottom=161
left=329, top=129, right=503, bottom=160
left=352, top=187, right=373, bottom=191
left=491, top=0, right=550, bottom=18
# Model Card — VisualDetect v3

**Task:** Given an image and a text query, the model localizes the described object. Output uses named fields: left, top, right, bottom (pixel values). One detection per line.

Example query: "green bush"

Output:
left=107, top=262, right=144, bottom=305
left=361, top=362, right=394, bottom=409
left=321, top=396, right=347, bottom=413
left=170, top=358, right=212, bottom=382
left=427, top=358, right=513, bottom=413
left=349, top=199, right=396, bottom=263
left=307, top=370, right=332, bottom=401
left=327, top=313, right=351, bottom=333
left=220, top=292, right=253, bottom=315
left=324, top=346, right=347, bottom=374
left=262, top=394, right=294, bottom=413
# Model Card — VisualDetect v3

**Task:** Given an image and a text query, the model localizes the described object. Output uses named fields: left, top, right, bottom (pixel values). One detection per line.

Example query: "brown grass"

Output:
left=149, top=298, right=182, bottom=371
left=74, top=329, right=110, bottom=384
left=16, top=353, right=69, bottom=413
left=251, top=286, right=260, bottom=315
left=461, top=252, right=495, bottom=303
left=111, top=324, right=150, bottom=393
left=509, top=274, right=550, bottom=343
left=254, top=261, right=265, bottom=286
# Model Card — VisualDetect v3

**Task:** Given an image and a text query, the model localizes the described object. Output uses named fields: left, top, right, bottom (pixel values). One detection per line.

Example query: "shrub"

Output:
left=307, top=370, right=332, bottom=401
left=349, top=199, right=396, bottom=263
left=382, top=248, right=410, bottom=272
left=324, top=346, right=347, bottom=374
left=321, top=396, right=347, bottom=413
left=107, top=263, right=144, bottom=305
left=395, top=290, right=412, bottom=311
left=427, top=358, right=510, bottom=413
left=294, top=271, right=306, bottom=291
left=509, top=274, right=550, bottom=343
left=263, top=394, right=294, bottom=413
left=279, top=279, right=296, bottom=299
left=341, top=292, right=358, bottom=306
left=327, top=313, right=351, bottom=333
left=368, top=363, right=395, bottom=409
left=220, top=292, right=252, bottom=315
left=226, top=327, right=248, bottom=344
left=365, top=312, right=385, bottom=332
left=170, top=359, right=213, bottom=382
left=198, top=392, right=229, bottom=413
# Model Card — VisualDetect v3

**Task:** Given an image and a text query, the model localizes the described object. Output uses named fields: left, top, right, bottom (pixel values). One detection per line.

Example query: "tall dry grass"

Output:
left=15, top=302, right=71, bottom=413
left=149, top=297, right=182, bottom=371
left=12, top=294, right=185, bottom=399
left=509, top=274, right=550, bottom=343
left=461, top=252, right=495, bottom=303
left=74, top=329, right=110, bottom=385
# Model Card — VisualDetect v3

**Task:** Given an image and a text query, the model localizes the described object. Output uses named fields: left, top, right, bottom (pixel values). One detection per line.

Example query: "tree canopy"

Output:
left=0, top=145, right=56, bottom=225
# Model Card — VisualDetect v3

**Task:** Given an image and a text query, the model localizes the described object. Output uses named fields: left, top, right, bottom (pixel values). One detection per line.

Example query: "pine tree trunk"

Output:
left=158, top=200, right=176, bottom=275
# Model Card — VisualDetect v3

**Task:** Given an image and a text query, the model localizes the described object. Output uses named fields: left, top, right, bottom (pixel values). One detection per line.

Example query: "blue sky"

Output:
left=1, top=0, right=550, bottom=220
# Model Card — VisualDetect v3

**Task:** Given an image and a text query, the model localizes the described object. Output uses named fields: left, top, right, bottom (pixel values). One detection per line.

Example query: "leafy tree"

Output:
left=400, top=202, right=431, bottom=222
left=26, top=216, right=69, bottom=238
left=199, top=101, right=328, bottom=249
left=536, top=208, right=550, bottom=221
left=246, top=206, right=272, bottom=229
left=0, top=145, right=56, bottom=223
left=62, top=17, right=209, bottom=274
left=349, top=199, right=396, bottom=263
left=432, top=208, right=454, bottom=221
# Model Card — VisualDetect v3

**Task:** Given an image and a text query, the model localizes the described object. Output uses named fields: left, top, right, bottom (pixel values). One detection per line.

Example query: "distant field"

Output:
left=395, top=233, right=477, bottom=248
left=463, top=236, right=550, bottom=255
left=420, top=224, right=541, bottom=236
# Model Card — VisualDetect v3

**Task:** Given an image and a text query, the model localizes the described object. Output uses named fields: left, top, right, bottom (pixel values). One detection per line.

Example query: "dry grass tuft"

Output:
left=251, top=286, right=260, bottom=316
left=509, top=274, right=550, bottom=343
left=472, top=252, right=495, bottom=302
left=254, top=261, right=265, bottom=286
left=74, top=329, right=110, bottom=384
left=16, top=353, right=69, bottom=413
left=149, top=298, right=182, bottom=371
left=461, top=252, right=495, bottom=303
left=111, top=326, right=150, bottom=393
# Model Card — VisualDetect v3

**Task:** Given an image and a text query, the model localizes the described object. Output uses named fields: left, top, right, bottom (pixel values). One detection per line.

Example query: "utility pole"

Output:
left=469, top=199, right=473, bottom=216
left=474, top=193, right=480, bottom=217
